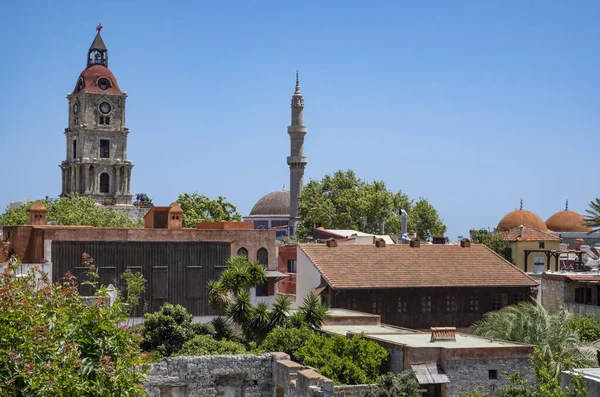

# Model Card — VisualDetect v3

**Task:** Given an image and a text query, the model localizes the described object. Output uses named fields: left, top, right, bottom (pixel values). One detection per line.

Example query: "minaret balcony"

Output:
left=287, top=155, right=308, bottom=165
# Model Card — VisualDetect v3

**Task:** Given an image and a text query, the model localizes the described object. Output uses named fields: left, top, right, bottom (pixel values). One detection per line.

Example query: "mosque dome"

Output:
left=546, top=210, right=590, bottom=233
left=249, top=190, right=290, bottom=216
left=497, top=209, right=547, bottom=231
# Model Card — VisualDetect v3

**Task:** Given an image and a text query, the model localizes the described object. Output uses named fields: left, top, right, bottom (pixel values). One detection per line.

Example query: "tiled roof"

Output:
left=498, top=225, right=562, bottom=242
left=299, top=243, right=537, bottom=289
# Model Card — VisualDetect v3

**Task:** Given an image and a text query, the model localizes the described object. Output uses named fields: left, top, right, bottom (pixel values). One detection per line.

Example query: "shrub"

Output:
left=260, top=327, right=315, bottom=361
left=365, top=371, right=424, bottom=397
left=295, top=334, right=388, bottom=385
left=0, top=256, right=147, bottom=396
left=565, top=313, right=600, bottom=344
left=178, top=335, right=247, bottom=356
left=140, top=303, right=196, bottom=356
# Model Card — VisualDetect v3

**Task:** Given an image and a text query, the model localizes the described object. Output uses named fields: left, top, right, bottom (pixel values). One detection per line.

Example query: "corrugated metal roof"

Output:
left=411, top=363, right=449, bottom=385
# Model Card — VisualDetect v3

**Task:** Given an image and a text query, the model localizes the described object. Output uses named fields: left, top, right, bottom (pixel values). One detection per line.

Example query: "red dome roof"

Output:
left=497, top=209, right=548, bottom=231
left=72, top=65, right=122, bottom=95
left=546, top=210, right=591, bottom=233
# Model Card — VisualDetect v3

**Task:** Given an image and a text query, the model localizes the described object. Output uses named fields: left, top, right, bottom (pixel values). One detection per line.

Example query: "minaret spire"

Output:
left=287, top=71, right=308, bottom=234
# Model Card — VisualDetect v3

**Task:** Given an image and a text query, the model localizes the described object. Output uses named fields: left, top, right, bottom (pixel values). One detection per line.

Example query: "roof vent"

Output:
left=410, top=239, right=420, bottom=248
left=430, top=327, right=456, bottom=342
left=460, top=238, right=471, bottom=248
left=326, top=238, right=338, bottom=248
left=375, top=238, right=386, bottom=248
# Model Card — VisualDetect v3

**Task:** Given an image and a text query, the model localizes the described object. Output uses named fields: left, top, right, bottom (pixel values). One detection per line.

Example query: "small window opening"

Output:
left=287, top=259, right=297, bottom=273
left=73, top=140, right=77, bottom=159
left=489, top=370, right=498, bottom=380
left=539, top=242, right=545, bottom=249
left=100, top=140, right=110, bottom=158
left=98, top=78, right=110, bottom=90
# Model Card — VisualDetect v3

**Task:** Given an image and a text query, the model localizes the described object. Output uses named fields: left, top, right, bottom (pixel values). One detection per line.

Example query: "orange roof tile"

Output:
left=299, top=243, right=537, bottom=289
left=498, top=225, right=561, bottom=242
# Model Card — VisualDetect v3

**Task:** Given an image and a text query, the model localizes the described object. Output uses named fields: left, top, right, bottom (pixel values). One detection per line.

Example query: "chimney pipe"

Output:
left=460, top=238, right=471, bottom=248
left=326, top=238, right=338, bottom=248
left=376, top=238, right=386, bottom=248
left=401, top=210, right=408, bottom=236
left=519, top=225, right=524, bottom=238
left=410, top=239, right=420, bottom=248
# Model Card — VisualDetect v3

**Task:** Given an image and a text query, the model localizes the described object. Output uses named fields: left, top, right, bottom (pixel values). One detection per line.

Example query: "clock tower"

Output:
left=60, top=25, right=133, bottom=206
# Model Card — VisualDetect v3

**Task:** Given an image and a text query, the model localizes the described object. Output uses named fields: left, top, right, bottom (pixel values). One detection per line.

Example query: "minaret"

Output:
left=287, top=71, right=308, bottom=232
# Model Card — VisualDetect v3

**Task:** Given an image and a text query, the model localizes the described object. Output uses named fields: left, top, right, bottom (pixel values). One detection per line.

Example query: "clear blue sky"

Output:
left=1, top=1, right=599, bottom=240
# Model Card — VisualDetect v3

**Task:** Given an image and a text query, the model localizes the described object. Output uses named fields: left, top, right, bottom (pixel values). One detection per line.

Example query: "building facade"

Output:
left=60, top=26, right=133, bottom=206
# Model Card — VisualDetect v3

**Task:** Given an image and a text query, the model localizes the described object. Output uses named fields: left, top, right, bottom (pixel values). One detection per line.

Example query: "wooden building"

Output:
left=295, top=238, right=538, bottom=329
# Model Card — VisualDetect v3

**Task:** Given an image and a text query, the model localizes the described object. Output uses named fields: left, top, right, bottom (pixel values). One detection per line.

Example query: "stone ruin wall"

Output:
left=143, top=353, right=371, bottom=397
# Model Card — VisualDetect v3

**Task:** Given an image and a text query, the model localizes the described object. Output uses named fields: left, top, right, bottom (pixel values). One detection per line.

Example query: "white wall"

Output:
left=294, top=246, right=323, bottom=308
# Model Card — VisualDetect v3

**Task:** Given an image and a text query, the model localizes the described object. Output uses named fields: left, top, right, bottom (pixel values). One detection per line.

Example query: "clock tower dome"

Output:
left=60, top=25, right=133, bottom=206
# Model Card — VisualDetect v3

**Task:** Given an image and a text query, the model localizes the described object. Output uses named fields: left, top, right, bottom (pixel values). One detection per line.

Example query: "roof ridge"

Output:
left=477, top=244, right=539, bottom=285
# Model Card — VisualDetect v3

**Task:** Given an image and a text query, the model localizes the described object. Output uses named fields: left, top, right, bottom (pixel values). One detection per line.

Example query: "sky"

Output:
left=0, top=1, right=599, bottom=240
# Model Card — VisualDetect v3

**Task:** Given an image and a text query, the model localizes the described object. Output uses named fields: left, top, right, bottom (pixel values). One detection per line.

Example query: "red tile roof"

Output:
left=299, top=243, right=537, bottom=289
left=498, top=225, right=562, bottom=242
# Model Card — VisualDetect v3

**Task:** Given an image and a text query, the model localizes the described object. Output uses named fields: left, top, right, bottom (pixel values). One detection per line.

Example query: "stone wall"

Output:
left=541, top=277, right=565, bottom=313
left=144, top=353, right=288, bottom=397
left=445, top=357, right=535, bottom=397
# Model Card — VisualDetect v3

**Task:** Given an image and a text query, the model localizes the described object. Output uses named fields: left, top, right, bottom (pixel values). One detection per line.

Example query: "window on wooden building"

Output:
left=446, top=295, right=456, bottom=312
left=347, top=296, right=357, bottom=310
left=514, top=293, right=525, bottom=304
left=492, top=294, right=502, bottom=310
left=421, top=296, right=432, bottom=313
left=372, top=297, right=383, bottom=314
left=287, top=259, right=297, bottom=273
left=469, top=296, right=479, bottom=312
left=397, top=297, right=407, bottom=313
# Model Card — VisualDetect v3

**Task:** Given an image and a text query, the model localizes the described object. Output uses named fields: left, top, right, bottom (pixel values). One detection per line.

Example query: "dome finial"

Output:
left=295, top=70, right=301, bottom=94
left=520, top=198, right=523, bottom=210
left=565, top=199, right=569, bottom=211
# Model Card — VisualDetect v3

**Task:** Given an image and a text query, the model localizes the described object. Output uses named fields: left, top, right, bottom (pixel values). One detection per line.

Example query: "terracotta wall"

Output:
left=278, top=245, right=297, bottom=294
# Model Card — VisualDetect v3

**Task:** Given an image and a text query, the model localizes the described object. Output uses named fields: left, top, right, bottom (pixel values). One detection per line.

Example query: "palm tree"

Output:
left=270, top=295, right=292, bottom=329
left=471, top=300, right=597, bottom=378
left=584, top=198, right=600, bottom=233
left=245, top=302, right=271, bottom=343
left=298, top=293, right=329, bottom=329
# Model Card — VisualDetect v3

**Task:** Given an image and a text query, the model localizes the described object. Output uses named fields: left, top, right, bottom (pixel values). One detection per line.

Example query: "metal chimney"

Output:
left=401, top=210, right=408, bottom=236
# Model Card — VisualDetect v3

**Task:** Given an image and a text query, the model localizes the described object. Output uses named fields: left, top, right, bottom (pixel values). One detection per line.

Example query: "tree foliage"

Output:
left=140, top=303, right=199, bottom=357
left=260, top=327, right=315, bottom=362
left=296, top=170, right=446, bottom=241
left=177, top=335, right=246, bottom=356
left=365, top=371, right=424, bottom=397
left=470, top=228, right=510, bottom=258
left=176, top=192, right=242, bottom=228
left=0, top=256, right=147, bottom=396
left=295, top=333, right=388, bottom=385
left=471, top=300, right=597, bottom=379
left=565, top=314, right=600, bottom=344
left=0, top=194, right=141, bottom=227
left=584, top=198, right=600, bottom=233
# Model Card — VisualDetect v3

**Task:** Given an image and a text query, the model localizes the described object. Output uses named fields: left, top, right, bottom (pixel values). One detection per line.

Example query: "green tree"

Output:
left=260, top=327, right=315, bottom=361
left=177, top=335, right=246, bottom=356
left=584, top=198, right=600, bottom=233
left=565, top=314, right=600, bottom=344
left=176, top=192, right=242, bottom=228
left=471, top=301, right=597, bottom=379
left=365, top=371, right=424, bottom=397
left=140, top=303, right=198, bottom=356
left=0, top=256, right=147, bottom=396
left=295, top=170, right=446, bottom=241
left=0, top=194, right=141, bottom=227
left=295, top=333, right=388, bottom=385
left=470, top=228, right=510, bottom=258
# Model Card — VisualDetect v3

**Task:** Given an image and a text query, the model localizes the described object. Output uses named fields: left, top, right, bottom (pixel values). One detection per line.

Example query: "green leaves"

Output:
left=470, top=228, right=510, bottom=258
left=176, top=192, right=242, bottom=228
left=365, top=371, right=424, bottom=397
left=177, top=335, right=246, bottom=356
left=296, top=170, right=446, bottom=241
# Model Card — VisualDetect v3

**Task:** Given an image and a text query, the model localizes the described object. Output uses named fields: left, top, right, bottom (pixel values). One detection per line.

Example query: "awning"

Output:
left=265, top=270, right=289, bottom=279
left=411, top=363, right=450, bottom=385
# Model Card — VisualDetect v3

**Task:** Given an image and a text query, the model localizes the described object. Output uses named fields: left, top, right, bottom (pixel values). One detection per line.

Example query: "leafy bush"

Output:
left=177, top=335, right=247, bottom=356
left=565, top=313, right=600, bottom=344
left=365, top=371, right=424, bottom=397
left=0, top=256, right=147, bottom=396
left=140, top=303, right=197, bottom=356
left=295, top=334, right=388, bottom=385
left=260, top=327, right=315, bottom=361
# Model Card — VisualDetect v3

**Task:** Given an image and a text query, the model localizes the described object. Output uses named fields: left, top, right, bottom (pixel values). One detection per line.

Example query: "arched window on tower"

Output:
left=255, top=247, right=269, bottom=297
left=99, top=173, right=110, bottom=193
left=237, top=247, right=248, bottom=258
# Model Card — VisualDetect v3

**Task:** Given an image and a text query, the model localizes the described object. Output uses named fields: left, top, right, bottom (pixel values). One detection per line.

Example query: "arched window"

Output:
left=257, top=248, right=268, bottom=266
left=237, top=247, right=248, bottom=257
left=99, top=173, right=110, bottom=193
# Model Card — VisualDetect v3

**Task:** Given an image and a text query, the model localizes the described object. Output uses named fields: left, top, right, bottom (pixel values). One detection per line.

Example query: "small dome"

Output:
left=73, top=64, right=122, bottom=95
left=30, top=201, right=47, bottom=213
left=546, top=210, right=591, bottom=233
left=498, top=209, right=547, bottom=231
left=250, top=190, right=290, bottom=216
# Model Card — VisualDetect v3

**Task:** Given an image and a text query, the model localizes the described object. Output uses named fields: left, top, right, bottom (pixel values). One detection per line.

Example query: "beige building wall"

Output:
left=510, top=241, right=561, bottom=272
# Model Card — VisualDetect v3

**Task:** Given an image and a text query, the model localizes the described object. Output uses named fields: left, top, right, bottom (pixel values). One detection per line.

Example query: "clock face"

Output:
left=73, top=103, right=78, bottom=114
left=100, top=102, right=111, bottom=114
